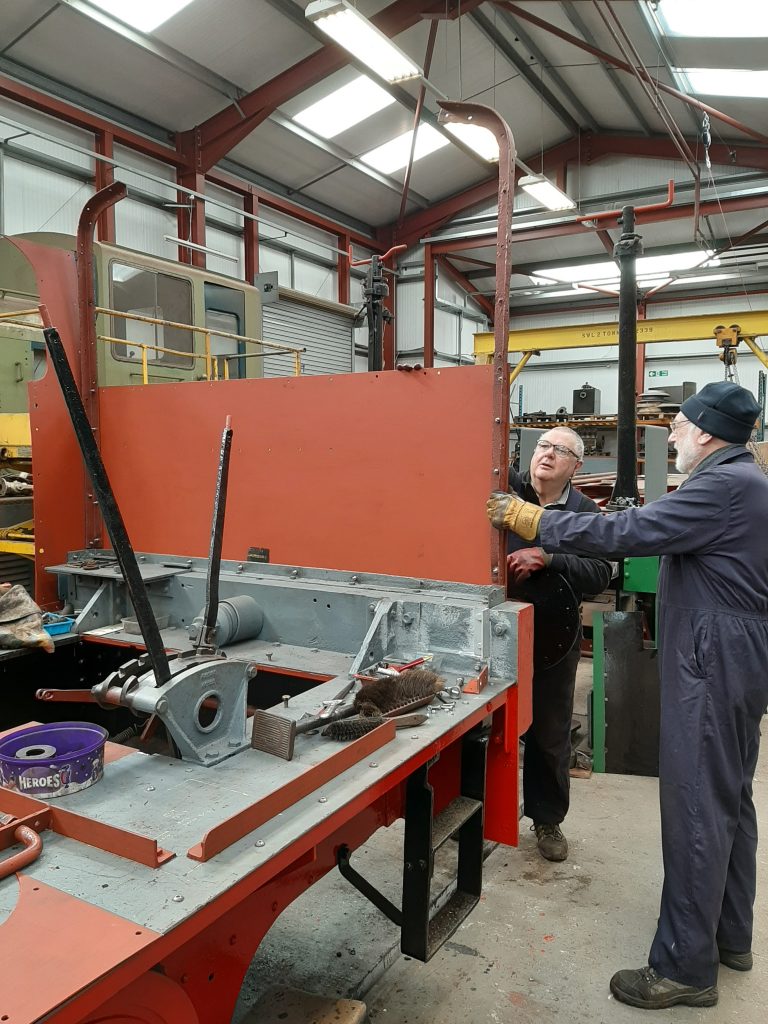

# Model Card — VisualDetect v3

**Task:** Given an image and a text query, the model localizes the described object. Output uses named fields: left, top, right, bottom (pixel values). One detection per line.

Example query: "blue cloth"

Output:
left=538, top=446, right=768, bottom=987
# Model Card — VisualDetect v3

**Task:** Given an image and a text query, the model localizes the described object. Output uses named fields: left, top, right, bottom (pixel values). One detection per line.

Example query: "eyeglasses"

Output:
left=535, top=439, right=579, bottom=459
left=669, top=417, right=691, bottom=436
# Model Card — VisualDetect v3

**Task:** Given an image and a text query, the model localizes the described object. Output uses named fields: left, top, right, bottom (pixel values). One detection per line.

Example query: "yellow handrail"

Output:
left=1, top=305, right=307, bottom=382
left=95, top=306, right=305, bottom=355
left=0, top=309, right=42, bottom=323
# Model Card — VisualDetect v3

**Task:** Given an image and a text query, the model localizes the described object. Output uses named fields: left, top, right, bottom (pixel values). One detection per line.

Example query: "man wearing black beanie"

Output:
left=486, top=380, right=768, bottom=1010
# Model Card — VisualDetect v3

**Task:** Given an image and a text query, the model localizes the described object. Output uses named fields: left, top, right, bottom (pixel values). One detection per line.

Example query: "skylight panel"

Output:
left=361, top=124, right=449, bottom=174
left=681, top=69, right=768, bottom=98
left=293, top=76, right=395, bottom=140
left=655, top=0, right=768, bottom=37
left=88, top=0, right=194, bottom=33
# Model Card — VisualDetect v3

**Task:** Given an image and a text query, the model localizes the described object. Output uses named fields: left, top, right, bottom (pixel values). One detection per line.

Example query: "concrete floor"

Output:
left=235, top=661, right=767, bottom=1022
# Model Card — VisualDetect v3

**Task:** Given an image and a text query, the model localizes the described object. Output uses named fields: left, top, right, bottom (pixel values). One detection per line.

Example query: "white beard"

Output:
left=674, top=434, right=698, bottom=474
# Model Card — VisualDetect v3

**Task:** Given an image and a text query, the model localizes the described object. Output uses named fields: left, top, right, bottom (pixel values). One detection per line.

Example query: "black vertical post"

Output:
left=366, top=255, right=390, bottom=372
left=42, top=325, right=172, bottom=685
left=198, top=416, right=233, bottom=651
left=609, top=206, right=642, bottom=509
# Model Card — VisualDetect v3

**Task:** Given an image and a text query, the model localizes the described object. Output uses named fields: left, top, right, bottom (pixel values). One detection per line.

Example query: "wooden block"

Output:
left=241, top=987, right=367, bottom=1024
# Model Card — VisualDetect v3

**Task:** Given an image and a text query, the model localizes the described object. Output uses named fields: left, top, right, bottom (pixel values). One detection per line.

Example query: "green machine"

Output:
left=590, top=555, right=660, bottom=776
left=589, top=422, right=669, bottom=777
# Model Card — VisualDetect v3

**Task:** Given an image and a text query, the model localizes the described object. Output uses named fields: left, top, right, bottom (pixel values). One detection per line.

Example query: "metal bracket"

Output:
left=349, top=598, right=393, bottom=676
left=74, top=580, right=112, bottom=632
left=337, top=844, right=403, bottom=927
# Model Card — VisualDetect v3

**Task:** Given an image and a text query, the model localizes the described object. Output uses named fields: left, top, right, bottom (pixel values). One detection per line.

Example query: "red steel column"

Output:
left=423, top=242, right=435, bottom=368
left=244, top=192, right=259, bottom=283
left=177, top=171, right=206, bottom=268
left=337, top=233, right=351, bottom=306
left=94, top=131, right=116, bottom=242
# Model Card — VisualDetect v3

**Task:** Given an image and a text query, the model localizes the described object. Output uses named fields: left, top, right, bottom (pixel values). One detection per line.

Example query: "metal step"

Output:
left=431, top=795, right=483, bottom=851
left=424, top=890, right=479, bottom=961
left=336, top=726, right=489, bottom=965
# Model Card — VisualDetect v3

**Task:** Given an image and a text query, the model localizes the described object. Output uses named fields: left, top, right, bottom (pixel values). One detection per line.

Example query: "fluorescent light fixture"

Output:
left=87, top=0, right=194, bottom=33
left=531, top=250, right=717, bottom=285
left=670, top=272, right=741, bottom=286
left=305, top=0, right=422, bottom=83
left=656, top=0, right=768, bottom=37
left=518, top=174, right=576, bottom=211
left=544, top=290, right=592, bottom=298
left=532, top=286, right=604, bottom=298
left=293, top=75, right=395, bottom=139
left=681, top=68, right=768, bottom=98
left=361, top=124, right=449, bottom=174
left=445, top=122, right=499, bottom=162
left=164, top=236, right=239, bottom=263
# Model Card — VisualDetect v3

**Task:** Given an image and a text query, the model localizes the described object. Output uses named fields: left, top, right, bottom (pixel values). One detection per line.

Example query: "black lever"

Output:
left=41, top=314, right=172, bottom=686
left=196, top=415, right=233, bottom=652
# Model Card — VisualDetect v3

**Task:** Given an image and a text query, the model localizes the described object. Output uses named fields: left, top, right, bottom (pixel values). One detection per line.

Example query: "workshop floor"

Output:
left=235, top=661, right=768, bottom=1023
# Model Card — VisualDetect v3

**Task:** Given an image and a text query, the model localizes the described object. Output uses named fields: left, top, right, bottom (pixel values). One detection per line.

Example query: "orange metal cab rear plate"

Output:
left=94, top=365, right=496, bottom=584
left=0, top=873, right=159, bottom=1023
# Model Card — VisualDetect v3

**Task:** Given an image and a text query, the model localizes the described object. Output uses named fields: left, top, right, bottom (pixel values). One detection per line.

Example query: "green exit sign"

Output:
left=648, top=370, right=669, bottom=377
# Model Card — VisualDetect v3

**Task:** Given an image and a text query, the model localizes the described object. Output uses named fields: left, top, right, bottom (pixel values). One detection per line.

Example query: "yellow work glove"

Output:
left=486, top=491, right=544, bottom=541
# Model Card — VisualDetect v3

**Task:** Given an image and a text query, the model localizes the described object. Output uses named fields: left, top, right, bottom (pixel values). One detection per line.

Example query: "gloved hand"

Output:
left=486, top=491, right=544, bottom=541
left=507, top=547, right=552, bottom=584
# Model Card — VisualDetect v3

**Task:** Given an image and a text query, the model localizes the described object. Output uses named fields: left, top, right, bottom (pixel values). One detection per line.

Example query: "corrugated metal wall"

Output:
left=572, top=155, right=754, bottom=201
left=262, top=291, right=355, bottom=377
left=395, top=246, right=487, bottom=365
left=1, top=103, right=357, bottom=373
left=1, top=97, right=95, bottom=236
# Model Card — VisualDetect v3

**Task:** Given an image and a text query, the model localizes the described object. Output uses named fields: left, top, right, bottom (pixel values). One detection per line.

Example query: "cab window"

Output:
left=109, top=262, right=194, bottom=369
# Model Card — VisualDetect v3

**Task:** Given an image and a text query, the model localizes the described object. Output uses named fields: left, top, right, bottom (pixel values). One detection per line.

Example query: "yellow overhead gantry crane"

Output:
left=474, top=311, right=768, bottom=385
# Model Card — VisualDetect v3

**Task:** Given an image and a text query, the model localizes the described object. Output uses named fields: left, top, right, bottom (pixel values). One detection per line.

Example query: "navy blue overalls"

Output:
left=538, top=447, right=768, bottom=987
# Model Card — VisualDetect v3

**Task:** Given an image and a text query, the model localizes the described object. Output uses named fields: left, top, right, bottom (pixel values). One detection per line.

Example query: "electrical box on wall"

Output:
left=573, top=382, right=601, bottom=415
left=253, top=271, right=279, bottom=304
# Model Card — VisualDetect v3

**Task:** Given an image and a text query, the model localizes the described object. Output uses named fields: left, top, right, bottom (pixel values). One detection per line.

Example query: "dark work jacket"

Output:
left=508, top=468, right=612, bottom=603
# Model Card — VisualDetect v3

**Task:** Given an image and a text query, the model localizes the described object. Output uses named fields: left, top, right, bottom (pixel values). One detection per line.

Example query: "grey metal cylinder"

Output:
left=0, top=479, right=33, bottom=496
left=189, top=595, right=263, bottom=646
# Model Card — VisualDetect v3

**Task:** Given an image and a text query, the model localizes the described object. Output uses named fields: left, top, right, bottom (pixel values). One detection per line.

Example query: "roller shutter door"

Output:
left=261, top=291, right=355, bottom=377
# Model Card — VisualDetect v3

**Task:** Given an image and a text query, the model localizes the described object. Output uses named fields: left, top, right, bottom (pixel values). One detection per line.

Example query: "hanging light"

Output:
left=518, top=173, right=576, bottom=212
left=305, top=0, right=422, bottom=83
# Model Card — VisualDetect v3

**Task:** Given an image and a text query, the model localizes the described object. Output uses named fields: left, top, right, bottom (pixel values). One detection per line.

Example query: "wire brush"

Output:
left=322, top=716, right=383, bottom=740
left=353, top=668, right=443, bottom=717
left=322, top=712, right=428, bottom=741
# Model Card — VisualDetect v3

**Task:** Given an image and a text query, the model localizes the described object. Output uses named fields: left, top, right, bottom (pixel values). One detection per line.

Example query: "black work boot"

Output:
left=719, top=947, right=753, bottom=971
left=533, top=823, right=568, bottom=862
left=610, top=966, right=718, bottom=1009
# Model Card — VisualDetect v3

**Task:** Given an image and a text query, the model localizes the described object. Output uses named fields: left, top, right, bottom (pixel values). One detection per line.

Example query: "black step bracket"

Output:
left=336, top=725, right=490, bottom=962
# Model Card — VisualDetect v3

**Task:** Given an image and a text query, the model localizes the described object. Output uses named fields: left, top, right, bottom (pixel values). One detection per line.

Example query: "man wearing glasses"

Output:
left=508, top=428, right=612, bottom=863
left=487, top=381, right=767, bottom=1010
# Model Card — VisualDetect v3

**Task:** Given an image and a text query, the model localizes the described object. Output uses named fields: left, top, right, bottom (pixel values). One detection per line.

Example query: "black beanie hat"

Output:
left=680, top=381, right=760, bottom=444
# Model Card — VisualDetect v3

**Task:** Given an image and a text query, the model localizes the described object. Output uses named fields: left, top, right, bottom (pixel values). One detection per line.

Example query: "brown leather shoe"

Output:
left=533, top=823, right=568, bottom=862
left=610, top=966, right=718, bottom=1009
